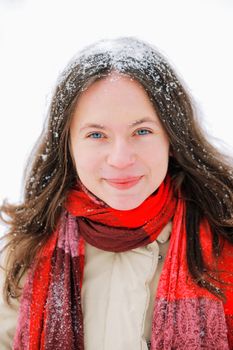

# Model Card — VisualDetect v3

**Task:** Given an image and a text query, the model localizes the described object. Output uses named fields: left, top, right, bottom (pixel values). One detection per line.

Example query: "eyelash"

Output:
left=87, top=129, right=153, bottom=139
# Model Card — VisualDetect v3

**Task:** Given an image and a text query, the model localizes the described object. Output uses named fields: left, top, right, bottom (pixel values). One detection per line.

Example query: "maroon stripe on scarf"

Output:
left=44, top=214, right=84, bottom=350
left=44, top=251, right=84, bottom=349
left=76, top=217, right=156, bottom=252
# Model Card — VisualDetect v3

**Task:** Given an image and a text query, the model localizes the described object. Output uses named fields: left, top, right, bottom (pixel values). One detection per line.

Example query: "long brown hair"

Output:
left=1, top=37, right=233, bottom=303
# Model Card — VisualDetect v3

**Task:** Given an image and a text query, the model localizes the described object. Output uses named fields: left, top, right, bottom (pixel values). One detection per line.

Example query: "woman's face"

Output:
left=70, top=73, right=170, bottom=210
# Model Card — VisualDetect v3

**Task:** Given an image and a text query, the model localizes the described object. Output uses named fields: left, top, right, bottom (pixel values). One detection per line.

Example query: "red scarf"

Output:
left=13, top=175, right=233, bottom=349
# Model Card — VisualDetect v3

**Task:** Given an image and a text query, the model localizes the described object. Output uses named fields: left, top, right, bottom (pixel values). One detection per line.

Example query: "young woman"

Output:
left=0, top=37, right=233, bottom=350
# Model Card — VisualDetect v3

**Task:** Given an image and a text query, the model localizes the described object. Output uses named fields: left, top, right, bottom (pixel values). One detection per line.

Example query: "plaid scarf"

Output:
left=13, top=175, right=233, bottom=349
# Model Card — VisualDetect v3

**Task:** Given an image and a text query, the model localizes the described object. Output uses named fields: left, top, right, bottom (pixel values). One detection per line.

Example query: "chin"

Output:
left=106, top=197, right=146, bottom=211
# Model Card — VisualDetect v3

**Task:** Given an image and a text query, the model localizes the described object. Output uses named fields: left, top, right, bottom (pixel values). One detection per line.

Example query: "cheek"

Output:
left=147, top=142, right=169, bottom=170
left=73, top=145, right=100, bottom=174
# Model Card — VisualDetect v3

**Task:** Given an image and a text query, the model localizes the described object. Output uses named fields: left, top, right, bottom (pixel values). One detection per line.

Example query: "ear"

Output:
left=169, top=147, right=174, bottom=157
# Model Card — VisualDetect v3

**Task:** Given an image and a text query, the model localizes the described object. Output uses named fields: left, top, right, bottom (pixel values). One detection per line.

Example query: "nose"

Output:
left=106, top=140, right=136, bottom=169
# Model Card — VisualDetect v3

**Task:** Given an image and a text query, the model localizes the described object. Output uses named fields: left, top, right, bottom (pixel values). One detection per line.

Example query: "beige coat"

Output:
left=0, top=222, right=171, bottom=350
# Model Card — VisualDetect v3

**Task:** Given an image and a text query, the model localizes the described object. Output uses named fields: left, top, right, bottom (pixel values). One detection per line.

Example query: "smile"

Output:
left=105, top=176, right=143, bottom=190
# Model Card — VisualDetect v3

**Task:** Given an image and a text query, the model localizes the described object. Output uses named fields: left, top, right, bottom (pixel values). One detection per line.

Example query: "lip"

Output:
left=105, top=176, right=143, bottom=190
left=106, top=176, right=143, bottom=183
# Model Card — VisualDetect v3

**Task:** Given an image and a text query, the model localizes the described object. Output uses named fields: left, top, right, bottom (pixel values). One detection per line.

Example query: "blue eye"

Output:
left=88, top=132, right=103, bottom=139
left=136, top=129, right=151, bottom=135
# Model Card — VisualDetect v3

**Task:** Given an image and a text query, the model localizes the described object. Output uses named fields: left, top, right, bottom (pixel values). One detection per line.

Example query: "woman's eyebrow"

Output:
left=79, top=117, right=158, bottom=131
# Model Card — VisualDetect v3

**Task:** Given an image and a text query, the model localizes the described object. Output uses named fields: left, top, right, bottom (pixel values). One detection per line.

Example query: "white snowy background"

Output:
left=0, top=0, right=233, bottom=235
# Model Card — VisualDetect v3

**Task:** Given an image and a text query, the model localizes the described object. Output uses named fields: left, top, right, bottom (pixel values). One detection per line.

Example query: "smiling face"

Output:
left=69, top=72, right=170, bottom=210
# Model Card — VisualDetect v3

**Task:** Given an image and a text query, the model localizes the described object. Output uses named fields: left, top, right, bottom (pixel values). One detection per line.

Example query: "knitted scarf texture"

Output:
left=13, top=175, right=233, bottom=349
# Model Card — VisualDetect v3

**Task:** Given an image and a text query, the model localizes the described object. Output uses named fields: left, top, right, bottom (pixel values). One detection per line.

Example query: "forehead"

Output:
left=73, top=72, right=157, bottom=122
